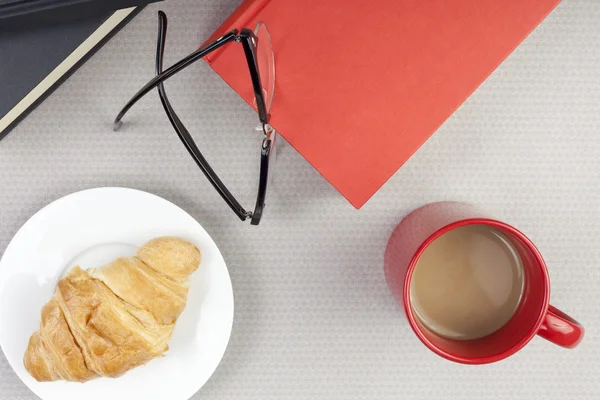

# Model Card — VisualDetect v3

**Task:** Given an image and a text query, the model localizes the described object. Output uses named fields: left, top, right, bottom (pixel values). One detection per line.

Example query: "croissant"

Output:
left=23, top=237, right=200, bottom=382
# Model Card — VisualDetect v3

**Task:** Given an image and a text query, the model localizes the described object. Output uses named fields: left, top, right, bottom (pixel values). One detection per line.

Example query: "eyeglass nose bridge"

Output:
left=256, top=122, right=274, bottom=134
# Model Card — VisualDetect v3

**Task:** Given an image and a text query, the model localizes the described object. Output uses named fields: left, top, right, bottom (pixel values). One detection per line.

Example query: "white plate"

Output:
left=0, top=188, right=234, bottom=400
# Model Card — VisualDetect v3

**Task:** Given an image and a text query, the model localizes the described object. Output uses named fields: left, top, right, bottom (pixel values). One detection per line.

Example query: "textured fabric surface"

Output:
left=1, top=0, right=599, bottom=399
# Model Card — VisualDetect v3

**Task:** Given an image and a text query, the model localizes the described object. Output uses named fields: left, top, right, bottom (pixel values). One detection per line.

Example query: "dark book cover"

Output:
left=0, top=0, right=158, bottom=29
left=0, top=1, right=161, bottom=140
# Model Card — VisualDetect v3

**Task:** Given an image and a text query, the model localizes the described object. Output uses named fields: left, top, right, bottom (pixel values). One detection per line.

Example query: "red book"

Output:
left=206, top=0, right=561, bottom=208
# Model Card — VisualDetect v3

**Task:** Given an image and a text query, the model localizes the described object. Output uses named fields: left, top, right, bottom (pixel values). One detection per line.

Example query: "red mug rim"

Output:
left=402, top=218, right=550, bottom=364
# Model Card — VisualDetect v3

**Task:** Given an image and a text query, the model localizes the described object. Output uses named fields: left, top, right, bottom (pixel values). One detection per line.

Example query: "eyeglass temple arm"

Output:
left=113, top=27, right=239, bottom=131
left=154, top=11, right=250, bottom=221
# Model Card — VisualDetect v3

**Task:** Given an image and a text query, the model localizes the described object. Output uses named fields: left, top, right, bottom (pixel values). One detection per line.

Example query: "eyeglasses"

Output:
left=113, top=11, right=276, bottom=225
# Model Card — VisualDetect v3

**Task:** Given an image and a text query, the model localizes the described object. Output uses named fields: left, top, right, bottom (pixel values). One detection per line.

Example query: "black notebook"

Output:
left=0, top=4, right=152, bottom=140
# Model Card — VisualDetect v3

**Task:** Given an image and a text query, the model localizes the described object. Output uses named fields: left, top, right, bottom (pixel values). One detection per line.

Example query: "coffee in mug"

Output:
left=410, top=224, right=524, bottom=340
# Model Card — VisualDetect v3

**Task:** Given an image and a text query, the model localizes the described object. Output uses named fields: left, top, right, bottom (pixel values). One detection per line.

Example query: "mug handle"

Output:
left=537, top=305, right=584, bottom=348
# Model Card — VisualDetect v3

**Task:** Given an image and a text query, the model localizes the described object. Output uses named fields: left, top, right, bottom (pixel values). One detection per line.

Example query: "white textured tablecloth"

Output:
left=1, top=0, right=599, bottom=398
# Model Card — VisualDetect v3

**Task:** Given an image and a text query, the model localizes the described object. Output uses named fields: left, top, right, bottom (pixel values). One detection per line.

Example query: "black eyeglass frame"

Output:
left=114, top=11, right=275, bottom=225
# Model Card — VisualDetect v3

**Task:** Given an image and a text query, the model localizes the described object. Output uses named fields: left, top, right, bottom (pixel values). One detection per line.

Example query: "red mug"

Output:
left=384, top=202, right=584, bottom=364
